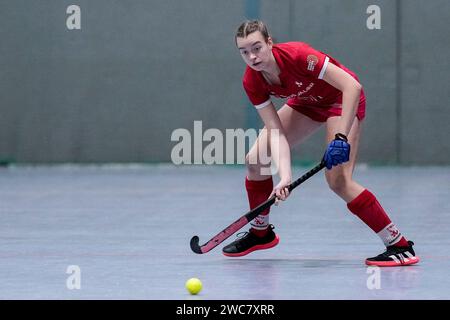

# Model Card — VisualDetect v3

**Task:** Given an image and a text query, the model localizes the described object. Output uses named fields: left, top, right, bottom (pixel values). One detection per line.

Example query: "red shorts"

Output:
left=286, top=89, right=366, bottom=123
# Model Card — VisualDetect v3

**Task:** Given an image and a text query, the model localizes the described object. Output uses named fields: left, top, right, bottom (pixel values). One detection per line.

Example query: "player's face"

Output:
left=236, top=31, right=273, bottom=71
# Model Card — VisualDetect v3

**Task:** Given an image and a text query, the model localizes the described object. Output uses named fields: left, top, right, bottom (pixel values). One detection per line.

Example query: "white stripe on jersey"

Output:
left=318, top=56, right=330, bottom=79
left=254, top=99, right=272, bottom=110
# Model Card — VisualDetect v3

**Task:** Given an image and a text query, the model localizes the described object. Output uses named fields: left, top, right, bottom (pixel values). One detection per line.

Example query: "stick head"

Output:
left=190, top=236, right=203, bottom=254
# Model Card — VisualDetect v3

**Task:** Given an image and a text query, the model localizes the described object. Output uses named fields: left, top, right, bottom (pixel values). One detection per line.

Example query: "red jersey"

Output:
left=242, top=42, right=360, bottom=109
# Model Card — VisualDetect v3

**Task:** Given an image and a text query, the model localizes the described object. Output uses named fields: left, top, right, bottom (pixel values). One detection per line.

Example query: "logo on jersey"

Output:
left=296, top=83, right=314, bottom=97
left=271, top=82, right=315, bottom=100
left=306, top=55, right=318, bottom=72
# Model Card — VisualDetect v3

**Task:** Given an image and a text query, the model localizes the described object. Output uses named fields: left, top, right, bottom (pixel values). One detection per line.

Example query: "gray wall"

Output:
left=0, top=0, right=449, bottom=164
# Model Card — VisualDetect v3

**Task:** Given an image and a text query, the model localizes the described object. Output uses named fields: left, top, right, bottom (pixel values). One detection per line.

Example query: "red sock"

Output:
left=347, top=189, right=409, bottom=247
left=245, top=177, right=273, bottom=237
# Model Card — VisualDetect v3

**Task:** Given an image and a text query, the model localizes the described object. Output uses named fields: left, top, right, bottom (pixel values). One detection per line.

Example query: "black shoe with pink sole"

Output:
left=222, top=225, right=279, bottom=257
left=366, top=241, right=420, bottom=267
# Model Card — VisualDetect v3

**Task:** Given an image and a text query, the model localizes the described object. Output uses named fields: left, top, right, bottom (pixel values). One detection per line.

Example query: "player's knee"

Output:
left=246, top=152, right=271, bottom=178
left=326, top=172, right=350, bottom=195
left=245, top=153, right=260, bottom=175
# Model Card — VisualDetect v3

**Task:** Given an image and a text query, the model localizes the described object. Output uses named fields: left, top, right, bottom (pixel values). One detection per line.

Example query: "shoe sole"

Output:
left=223, top=235, right=280, bottom=257
left=365, top=256, right=420, bottom=267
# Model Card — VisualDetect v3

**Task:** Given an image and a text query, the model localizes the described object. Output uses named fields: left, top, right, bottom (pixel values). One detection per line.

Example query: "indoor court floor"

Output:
left=0, top=164, right=449, bottom=299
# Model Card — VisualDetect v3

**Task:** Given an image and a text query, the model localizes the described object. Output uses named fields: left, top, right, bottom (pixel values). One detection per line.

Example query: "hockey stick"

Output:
left=190, top=160, right=326, bottom=254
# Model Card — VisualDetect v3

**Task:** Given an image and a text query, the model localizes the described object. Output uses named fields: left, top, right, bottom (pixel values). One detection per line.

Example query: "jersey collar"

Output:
left=257, top=45, right=288, bottom=89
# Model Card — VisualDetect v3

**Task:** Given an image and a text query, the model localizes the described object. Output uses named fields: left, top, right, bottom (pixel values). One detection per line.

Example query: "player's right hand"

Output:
left=269, top=179, right=291, bottom=206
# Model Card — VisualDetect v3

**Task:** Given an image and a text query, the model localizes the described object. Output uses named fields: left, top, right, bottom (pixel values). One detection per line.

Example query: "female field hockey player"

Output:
left=222, top=20, right=419, bottom=267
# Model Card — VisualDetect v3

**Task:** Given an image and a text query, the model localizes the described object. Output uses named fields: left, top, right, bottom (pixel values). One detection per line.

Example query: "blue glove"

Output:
left=323, top=133, right=350, bottom=170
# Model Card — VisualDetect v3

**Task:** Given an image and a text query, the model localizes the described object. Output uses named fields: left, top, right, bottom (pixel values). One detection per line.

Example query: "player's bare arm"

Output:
left=322, top=62, right=362, bottom=136
left=257, top=103, right=292, bottom=204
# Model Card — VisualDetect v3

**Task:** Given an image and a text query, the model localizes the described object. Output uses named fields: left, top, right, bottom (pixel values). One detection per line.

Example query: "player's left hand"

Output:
left=323, top=133, right=351, bottom=170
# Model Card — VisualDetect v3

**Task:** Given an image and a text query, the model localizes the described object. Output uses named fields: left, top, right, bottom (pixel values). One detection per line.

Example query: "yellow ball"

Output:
left=185, top=278, right=202, bottom=295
